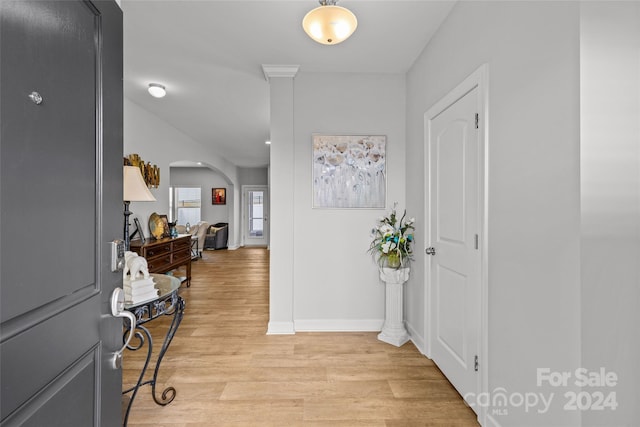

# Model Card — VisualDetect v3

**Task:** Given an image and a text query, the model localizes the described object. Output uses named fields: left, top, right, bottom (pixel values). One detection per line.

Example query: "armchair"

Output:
left=203, top=222, right=228, bottom=250
left=176, top=221, right=209, bottom=257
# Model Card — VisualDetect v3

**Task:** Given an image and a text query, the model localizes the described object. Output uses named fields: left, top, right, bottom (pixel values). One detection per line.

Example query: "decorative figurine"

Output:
left=123, top=251, right=150, bottom=280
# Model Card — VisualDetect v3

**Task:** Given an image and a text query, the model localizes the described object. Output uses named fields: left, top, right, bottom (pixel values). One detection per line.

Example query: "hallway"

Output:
left=123, top=248, right=478, bottom=426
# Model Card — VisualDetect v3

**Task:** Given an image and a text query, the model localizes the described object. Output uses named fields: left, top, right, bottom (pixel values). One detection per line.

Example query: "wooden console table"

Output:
left=130, top=235, right=192, bottom=287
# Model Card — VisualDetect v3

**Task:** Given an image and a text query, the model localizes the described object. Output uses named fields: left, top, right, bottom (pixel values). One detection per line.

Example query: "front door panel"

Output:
left=1, top=1, right=123, bottom=425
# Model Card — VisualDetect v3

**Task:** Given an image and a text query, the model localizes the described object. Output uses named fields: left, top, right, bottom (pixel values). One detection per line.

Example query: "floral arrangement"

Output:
left=369, top=204, right=415, bottom=269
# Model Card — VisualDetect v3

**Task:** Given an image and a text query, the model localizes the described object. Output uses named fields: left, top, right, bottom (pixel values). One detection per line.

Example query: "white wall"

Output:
left=124, top=98, right=240, bottom=248
left=238, top=167, right=268, bottom=186
left=406, top=2, right=581, bottom=425
left=170, top=167, right=230, bottom=225
left=580, top=2, right=640, bottom=425
left=291, top=72, right=406, bottom=330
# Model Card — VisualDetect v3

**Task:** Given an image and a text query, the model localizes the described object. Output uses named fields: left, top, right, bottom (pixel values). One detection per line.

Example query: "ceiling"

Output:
left=123, top=0, right=456, bottom=168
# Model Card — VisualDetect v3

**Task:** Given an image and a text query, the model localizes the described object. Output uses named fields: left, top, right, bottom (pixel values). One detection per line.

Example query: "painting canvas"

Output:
left=312, top=135, right=386, bottom=208
left=212, top=188, right=226, bottom=205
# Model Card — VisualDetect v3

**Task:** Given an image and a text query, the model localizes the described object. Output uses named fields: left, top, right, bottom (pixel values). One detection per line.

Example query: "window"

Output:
left=171, top=187, right=201, bottom=225
left=248, top=190, right=264, bottom=237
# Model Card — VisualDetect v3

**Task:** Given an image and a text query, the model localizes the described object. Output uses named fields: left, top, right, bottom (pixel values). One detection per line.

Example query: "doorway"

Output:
left=242, top=185, right=269, bottom=247
left=424, top=65, right=488, bottom=420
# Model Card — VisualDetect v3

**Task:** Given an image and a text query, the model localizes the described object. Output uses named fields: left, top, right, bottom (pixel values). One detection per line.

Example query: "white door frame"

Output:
left=242, top=185, right=269, bottom=247
left=424, top=64, right=489, bottom=425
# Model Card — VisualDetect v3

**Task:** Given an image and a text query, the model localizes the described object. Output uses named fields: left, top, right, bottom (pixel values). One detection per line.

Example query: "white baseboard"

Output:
left=294, top=319, right=384, bottom=332
left=406, top=321, right=426, bottom=355
left=266, top=321, right=295, bottom=335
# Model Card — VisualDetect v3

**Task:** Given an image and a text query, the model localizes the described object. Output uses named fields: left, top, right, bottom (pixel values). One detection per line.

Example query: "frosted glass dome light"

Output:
left=302, top=0, right=357, bottom=45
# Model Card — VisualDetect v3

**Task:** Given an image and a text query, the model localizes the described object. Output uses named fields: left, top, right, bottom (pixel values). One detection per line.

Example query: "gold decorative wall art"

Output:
left=125, top=154, right=160, bottom=188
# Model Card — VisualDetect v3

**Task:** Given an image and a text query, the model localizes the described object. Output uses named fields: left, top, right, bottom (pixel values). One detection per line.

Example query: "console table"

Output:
left=130, top=235, right=192, bottom=287
left=122, top=274, right=184, bottom=426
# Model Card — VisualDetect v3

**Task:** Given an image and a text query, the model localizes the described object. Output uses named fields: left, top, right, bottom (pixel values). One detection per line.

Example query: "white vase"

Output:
left=378, top=267, right=410, bottom=347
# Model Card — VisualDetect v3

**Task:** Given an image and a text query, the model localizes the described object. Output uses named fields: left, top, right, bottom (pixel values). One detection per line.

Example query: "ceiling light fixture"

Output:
left=265, top=140, right=271, bottom=145
left=147, top=83, right=166, bottom=98
left=302, top=0, right=357, bottom=45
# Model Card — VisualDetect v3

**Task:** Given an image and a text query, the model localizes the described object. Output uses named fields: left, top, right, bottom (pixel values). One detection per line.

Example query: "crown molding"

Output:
left=261, top=65, right=300, bottom=81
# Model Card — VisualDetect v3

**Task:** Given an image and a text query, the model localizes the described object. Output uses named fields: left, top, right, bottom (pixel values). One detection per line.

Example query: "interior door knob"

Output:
left=425, top=247, right=436, bottom=256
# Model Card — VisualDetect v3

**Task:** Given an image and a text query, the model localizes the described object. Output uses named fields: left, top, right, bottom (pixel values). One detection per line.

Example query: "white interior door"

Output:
left=243, top=185, right=269, bottom=246
left=426, top=85, right=481, bottom=409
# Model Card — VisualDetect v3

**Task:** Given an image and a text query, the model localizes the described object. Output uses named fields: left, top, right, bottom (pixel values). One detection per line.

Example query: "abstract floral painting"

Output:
left=312, top=135, right=386, bottom=208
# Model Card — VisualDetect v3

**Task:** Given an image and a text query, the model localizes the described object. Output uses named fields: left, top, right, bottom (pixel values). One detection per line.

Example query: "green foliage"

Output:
left=369, top=203, right=415, bottom=269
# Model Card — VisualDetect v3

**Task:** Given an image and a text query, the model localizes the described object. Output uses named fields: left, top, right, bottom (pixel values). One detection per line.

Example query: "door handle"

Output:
left=110, top=287, right=136, bottom=369
left=425, top=247, right=436, bottom=256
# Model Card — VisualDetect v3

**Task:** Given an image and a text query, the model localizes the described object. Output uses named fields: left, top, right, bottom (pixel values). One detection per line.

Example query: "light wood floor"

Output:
left=123, top=248, right=479, bottom=426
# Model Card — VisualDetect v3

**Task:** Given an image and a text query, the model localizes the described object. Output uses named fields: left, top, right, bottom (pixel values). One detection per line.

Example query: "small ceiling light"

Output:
left=265, top=140, right=271, bottom=145
left=302, top=0, right=357, bottom=45
left=147, top=83, right=166, bottom=98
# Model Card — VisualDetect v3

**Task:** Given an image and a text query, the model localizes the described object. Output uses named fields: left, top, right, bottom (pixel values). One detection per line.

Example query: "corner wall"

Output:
left=267, top=71, right=406, bottom=331
left=292, top=72, right=406, bottom=330
left=580, top=2, right=640, bottom=425
left=170, top=167, right=231, bottom=225
left=405, top=2, right=581, bottom=425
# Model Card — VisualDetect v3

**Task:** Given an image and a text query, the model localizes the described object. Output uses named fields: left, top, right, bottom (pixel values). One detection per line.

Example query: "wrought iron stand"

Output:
left=122, top=286, right=185, bottom=426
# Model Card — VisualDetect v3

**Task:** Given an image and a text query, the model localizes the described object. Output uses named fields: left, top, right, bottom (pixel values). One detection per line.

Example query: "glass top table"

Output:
left=124, top=273, right=180, bottom=310
left=122, top=273, right=185, bottom=426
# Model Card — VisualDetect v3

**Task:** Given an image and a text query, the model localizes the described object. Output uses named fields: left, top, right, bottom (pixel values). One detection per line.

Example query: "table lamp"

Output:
left=124, top=165, right=156, bottom=250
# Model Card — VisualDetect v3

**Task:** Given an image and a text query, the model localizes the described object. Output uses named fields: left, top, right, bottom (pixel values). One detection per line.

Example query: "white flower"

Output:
left=379, top=224, right=394, bottom=235
left=369, top=204, right=415, bottom=269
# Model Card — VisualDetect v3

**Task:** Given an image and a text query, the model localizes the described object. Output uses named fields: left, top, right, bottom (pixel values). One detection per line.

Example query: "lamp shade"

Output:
left=302, top=3, right=357, bottom=45
left=124, top=166, right=156, bottom=202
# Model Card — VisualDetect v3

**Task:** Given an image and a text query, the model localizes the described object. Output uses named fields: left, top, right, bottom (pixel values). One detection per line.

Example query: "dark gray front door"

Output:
left=1, top=1, right=123, bottom=425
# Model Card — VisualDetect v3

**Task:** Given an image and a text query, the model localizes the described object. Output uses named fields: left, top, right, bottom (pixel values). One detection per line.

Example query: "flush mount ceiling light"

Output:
left=147, top=83, right=166, bottom=98
left=302, top=0, right=357, bottom=45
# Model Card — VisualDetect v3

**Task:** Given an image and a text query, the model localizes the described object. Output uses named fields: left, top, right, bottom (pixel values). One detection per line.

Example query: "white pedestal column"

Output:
left=263, top=65, right=299, bottom=335
left=378, top=267, right=410, bottom=347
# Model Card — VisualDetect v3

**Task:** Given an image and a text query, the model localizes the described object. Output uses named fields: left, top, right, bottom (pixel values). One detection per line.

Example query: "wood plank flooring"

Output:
left=122, top=248, right=479, bottom=426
